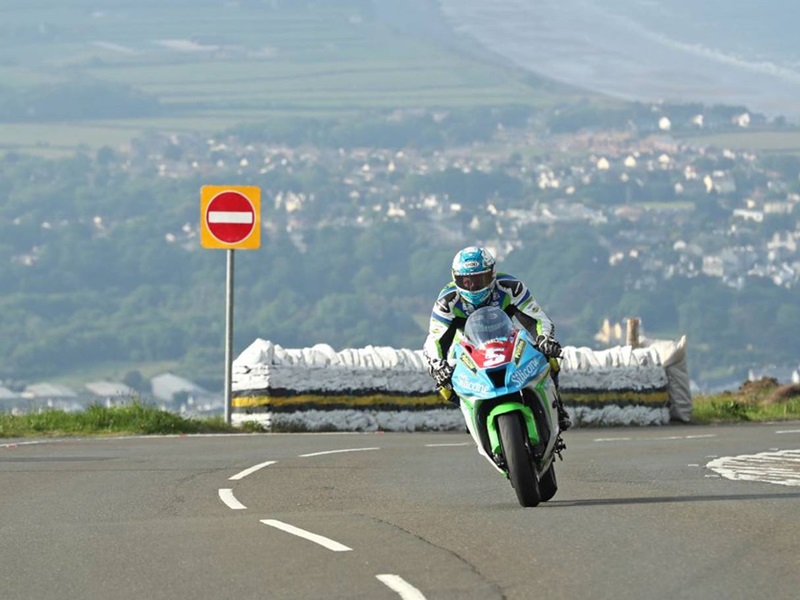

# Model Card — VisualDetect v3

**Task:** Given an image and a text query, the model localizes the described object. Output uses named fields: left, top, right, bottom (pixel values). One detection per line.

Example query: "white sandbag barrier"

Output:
left=231, top=336, right=690, bottom=431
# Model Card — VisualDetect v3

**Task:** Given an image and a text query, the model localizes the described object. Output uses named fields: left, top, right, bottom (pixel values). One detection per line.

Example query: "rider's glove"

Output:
left=428, top=358, right=454, bottom=390
left=535, top=334, right=562, bottom=359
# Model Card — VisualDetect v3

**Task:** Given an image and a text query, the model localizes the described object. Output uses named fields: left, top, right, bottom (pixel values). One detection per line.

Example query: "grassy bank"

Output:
left=0, top=402, right=264, bottom=439
left=690, top=379, right=800, bottom=424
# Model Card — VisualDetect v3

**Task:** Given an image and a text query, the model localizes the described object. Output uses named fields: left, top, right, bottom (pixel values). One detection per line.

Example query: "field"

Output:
left=0, top=0, right=567, bottom=155
left=677, top=130, right=800, bottom=153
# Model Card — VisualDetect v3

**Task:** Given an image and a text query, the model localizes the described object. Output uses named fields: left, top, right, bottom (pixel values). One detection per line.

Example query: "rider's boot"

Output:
left=551, top=373, right=572, bottom=431
left=549, top=365, right=572, bottom=432
left=556, top=396, right=572, bottom=431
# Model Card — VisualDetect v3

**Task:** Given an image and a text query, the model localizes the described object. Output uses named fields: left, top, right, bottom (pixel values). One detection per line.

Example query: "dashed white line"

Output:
left=425, top=443, right=471, bottom=447
left=229, top=460, right=277, bottom=481
left=299, top=447, right=380, bottom=458
left=376, top=574, right=427, bottom=600
left=593, top=434, right=717, bottom=443
left=1, top=440, right=51, bottom=449
left=776, top=429, right=800, bottom=434
left=260, top=519, right=352, bottom=552
left=218, top=488, right=247, bottom=510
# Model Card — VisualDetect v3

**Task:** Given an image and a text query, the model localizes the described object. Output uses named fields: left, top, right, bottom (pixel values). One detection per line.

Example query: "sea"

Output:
left=438, top=0, right=800, bottom=120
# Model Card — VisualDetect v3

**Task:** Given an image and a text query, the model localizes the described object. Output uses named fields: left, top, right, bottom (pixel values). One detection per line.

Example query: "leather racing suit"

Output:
left=423, top=272, right=555, bottom=365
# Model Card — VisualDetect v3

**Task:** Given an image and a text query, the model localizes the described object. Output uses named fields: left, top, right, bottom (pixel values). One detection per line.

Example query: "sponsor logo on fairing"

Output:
left=460, top=352, right=478, bottom=372
left=455, top=373, right=490, bottom=394
left=513, top=339, right=527, bottom=364
left=509, top=359, right=542, bottom=387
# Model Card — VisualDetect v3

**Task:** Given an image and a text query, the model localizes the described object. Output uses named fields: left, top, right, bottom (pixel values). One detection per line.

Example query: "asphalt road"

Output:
left=2, top=423, right=799, bottom=600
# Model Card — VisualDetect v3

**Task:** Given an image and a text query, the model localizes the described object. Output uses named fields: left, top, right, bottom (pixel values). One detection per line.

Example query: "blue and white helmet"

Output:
left=451, top=246, right=496, bottom=306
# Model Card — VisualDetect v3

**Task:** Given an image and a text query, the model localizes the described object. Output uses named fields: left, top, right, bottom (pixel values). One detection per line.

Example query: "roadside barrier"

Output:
left=231, top=336, right=689, bottom=430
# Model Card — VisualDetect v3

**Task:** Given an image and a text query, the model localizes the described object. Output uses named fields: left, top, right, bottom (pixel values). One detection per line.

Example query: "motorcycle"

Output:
left=440, top=306, right=565, bottom=507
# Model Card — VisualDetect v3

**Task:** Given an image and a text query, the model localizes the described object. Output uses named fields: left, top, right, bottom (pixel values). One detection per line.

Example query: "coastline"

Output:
left=371, top=0, right=585, bottom=96
left=430, top=0, right=800, bottom=120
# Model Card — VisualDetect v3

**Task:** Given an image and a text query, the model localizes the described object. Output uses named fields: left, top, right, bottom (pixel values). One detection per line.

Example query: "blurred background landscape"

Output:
left=1, top=0, right=798, bottom=407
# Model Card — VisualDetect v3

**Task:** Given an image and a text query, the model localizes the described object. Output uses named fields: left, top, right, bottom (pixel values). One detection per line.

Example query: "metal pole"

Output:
left=224, top=249, right=235, bottom=425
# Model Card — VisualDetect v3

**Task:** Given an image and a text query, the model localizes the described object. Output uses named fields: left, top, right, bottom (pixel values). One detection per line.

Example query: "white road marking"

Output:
left=260, top=519, right=352, bottom=552
left=299, top=447, right=380, bottom=458
left=688, top=464, right=700, bottom=467
left=425, top=443, right=471, bottom=447
left=1, top=440, right=51, bottom=449
left=776, top=429, right=800, bottom=434
left=218, top=488, right=246, bottom=510
left=229, top=460, right=276, bottom=480
left=594, top=434, right=717, bottom=443
left=376, top=574, right=427, bottom=600
left=208, top=211, right=253, bottom=224
left=707, top=449, right=800, bottom=486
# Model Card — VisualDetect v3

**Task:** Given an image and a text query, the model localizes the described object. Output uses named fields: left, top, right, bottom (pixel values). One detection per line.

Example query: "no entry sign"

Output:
left=200, top=186, right=261, bottom=249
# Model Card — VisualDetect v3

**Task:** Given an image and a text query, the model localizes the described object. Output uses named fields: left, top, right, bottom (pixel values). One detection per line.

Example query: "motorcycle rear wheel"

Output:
left=497, top=412, right=541, bottom=507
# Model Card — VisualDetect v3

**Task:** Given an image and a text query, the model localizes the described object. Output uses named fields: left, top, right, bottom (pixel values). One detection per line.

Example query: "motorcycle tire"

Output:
left=539, top=463, right=558, bottom=502
left=497, top=412, right=541, bottom=507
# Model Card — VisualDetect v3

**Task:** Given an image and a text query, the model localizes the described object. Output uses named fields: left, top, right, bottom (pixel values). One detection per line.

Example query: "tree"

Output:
left=122, top=370, right=147, bottom=393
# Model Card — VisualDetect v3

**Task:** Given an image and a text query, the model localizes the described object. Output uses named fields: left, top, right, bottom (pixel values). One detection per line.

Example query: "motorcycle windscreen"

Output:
left=464, top=306, right=514, bottom=346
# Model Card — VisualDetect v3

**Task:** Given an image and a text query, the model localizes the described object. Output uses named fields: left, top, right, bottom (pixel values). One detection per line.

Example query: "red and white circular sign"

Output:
left=205, top=190, right=256, bottom=244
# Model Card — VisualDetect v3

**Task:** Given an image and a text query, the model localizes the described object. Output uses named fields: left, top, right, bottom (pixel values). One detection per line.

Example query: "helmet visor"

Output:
left=454, top=270, right=493, bottom=292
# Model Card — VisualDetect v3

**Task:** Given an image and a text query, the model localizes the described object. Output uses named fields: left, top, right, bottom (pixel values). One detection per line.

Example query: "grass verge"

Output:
left=0, top=402, right=265, bottom=438
left=691, top=379, right=800, bottom=424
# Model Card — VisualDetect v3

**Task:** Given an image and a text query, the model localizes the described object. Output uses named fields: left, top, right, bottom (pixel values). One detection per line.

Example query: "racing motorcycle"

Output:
left=440, top=306, right=565, bottom=507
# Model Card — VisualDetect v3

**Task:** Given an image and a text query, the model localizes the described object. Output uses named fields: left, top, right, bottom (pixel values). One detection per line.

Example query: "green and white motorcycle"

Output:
left=441, top=306, right=565, bottom=507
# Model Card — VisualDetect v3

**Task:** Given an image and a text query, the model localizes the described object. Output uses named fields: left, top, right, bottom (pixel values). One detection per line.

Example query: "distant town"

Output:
left=108, top=109, right=800, bottom=293
left=3, top=104, right=799, bottom=402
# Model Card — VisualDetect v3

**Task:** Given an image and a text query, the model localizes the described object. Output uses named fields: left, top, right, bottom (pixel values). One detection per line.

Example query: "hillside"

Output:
left=0, top=0, right=579, bottom=156
left=0, top=1, right=798, bottom=395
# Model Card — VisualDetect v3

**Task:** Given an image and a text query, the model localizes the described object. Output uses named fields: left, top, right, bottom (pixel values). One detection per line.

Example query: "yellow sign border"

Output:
left=200, top=185, right=261, bottom=250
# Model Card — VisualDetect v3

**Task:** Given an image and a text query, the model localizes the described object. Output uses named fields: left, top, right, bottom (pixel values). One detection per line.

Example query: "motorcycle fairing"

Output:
left=453, top=333, right=550, bottom=402
left=487, top=402, right=539, bottom=455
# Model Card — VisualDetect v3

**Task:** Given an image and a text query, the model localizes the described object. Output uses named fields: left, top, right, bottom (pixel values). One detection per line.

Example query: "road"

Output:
left=2, top=424, right=799, bottom=599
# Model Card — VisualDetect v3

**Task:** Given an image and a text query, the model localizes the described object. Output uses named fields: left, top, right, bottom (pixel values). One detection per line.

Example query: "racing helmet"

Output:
left=451, top=246, right=496, bottom=306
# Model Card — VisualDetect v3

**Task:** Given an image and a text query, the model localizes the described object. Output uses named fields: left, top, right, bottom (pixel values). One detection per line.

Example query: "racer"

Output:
left=423, top=246, right=572, bottom=431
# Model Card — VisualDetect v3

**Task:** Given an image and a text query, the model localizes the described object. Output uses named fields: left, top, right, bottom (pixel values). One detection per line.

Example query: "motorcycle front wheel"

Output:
left=539, top=463, right=558, bottom=502
left=497, top=412, right=541, bottom=507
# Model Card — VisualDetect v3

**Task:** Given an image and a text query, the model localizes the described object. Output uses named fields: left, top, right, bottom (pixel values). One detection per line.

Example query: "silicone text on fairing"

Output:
left=455, top=374, right=490, bottom=394
left=509, top=359, right=541, bottom=387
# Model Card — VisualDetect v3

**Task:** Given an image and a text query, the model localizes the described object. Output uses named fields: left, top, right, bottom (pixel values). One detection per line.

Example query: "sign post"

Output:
left=201, top=186, right=261, bottom=424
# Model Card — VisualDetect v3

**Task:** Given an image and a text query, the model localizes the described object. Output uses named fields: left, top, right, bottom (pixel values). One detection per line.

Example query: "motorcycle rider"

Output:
left=423, top=246, right=572, bottom=431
